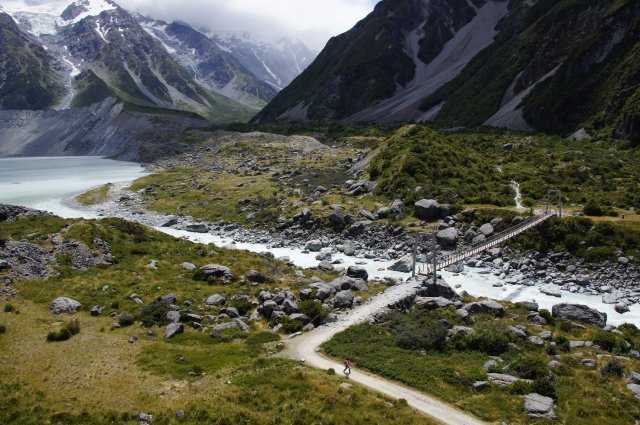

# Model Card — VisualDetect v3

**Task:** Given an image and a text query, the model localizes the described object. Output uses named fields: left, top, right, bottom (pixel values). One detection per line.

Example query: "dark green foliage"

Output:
left=46, top=319, right=80, bottom=342
left=118, top=314, right=135, bottom=327
left=583, top=199, right=608, bottom=217
left=601, top=360, right=625, bottom=377
left=103, top=218, right=151, bottom=243
left=0, top=325, right=5, bottom=334
left=368, top=126, right=512, bottom=205
left=557, top=320, right=573, bottom=333
left=297, top=300, right=330, bottom=327
left=510, top=380, right=533, bottom=395
left=593, top=330, right=628, bottom=354
left=4, top=304, right=13, bottom=313
left=553, top=335, right=571, bottom=353
left=71, top=70, right=115, bottom=108
left=451, top=323, right=512, bottom=355
left=279, top=317, right=304, bottom=334
left=139, top=300, right=172, bottom=327
left=532, top=378, right=557, bottom=400
left=395, top=321, right=449, bottom=352
left=511, top=353, right=549, bottom=380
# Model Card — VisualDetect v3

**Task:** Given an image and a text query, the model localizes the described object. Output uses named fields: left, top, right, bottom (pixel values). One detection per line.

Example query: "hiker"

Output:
left=343, top=358, right=352, bottom=376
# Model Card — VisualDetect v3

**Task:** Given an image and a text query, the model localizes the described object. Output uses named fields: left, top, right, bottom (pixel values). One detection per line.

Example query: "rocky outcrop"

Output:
left=551, top=303, right=607, bottom=328
left=50, top=297, right=82, bottom=314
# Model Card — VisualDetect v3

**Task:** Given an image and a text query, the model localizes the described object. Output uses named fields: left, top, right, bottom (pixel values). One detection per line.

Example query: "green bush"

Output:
left=511, top=353, right=549, bottom=380
left=593, top=330, right=627, bottom=353
left=583, top=199, right=607, bottom=216
left=298, top=300, right=330, bottom=326
left=451, top=323, right=512, bottom=355
left=47, top=319, right=81, bottom=342
left=395, top=321, right=449, bottom=352
left=118, top=314, right=135, bottom=327
left=557, top=320, right=572, bottom=333
left=553, top=335, right=571, bottom=352
left=532, top=378, right=557, bottom=400
left=139, top=300, right=172, bottom=327
left=0, top=325, right=5, bottom=334
left=539, top=309, right=555, bottom=326
left=601, top=360, right=625, bottom=377
left=3, top=304, right=13, bottom=313
left=510, top=380, right=533, bottom=395
left=280, top=317, right=304, bottom=334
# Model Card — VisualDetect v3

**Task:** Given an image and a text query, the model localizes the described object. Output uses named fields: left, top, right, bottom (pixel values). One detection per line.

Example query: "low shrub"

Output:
left=47, top=319, right=80, bottom=342
left=396, top=321, right=449, bottom=352
left=298, top=300, right=330, bottom=326
left=539, top=309, right=555, bottom=326
left=3, top=304, right=13, bottom=313
left=601, top=360, right=625, bottom=377
left=452, top=323, right=512, bottom=355
left=140, top=300, right=172, bottom=327
left=280, top=317, right=304, bottom=334
left=557, top=320, right=573, bottom=333
left=118, top=314, right=135, bottom=327
left=510, top=380, right=533, bottom=395
left=553, top=335, right=571, bottom=352
left=0, top=325, right=5, bottom=334
left=532, top=378, right=557, bottom=400
left=511, top=353, right=549, bottom=380
left=593, top=330, right=627, bottom=353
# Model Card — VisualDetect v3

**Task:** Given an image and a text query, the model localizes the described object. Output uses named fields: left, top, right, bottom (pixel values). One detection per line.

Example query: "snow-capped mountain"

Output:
left=1, top=0, right=256, bottom=122
left=136, top=16, right=278, bottom=108
left=211, top=32, right=316, bottom=90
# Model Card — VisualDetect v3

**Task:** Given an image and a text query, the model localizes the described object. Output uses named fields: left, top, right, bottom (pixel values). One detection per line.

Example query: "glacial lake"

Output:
left=0, top=156, right=148, bottom=217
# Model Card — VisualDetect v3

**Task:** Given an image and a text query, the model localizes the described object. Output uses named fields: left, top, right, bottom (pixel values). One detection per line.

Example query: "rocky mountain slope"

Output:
left=0, top=12, right=65, bottom=110
left=254, top=0, right=640, bottom=143
left=1, top=0, right=255, bottom=122
left=0, top=97, right=210, bottom=161
left=211, top=32, right=315, bottom=91
left=137, top=17, right=278, bottom=108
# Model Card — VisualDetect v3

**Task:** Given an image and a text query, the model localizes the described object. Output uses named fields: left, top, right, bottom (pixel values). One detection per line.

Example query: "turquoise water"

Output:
left=0, top=156, right=148, bottom=216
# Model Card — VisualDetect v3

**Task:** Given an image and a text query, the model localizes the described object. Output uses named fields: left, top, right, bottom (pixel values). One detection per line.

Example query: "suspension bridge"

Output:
left=414, top=190, right=562, bottom=279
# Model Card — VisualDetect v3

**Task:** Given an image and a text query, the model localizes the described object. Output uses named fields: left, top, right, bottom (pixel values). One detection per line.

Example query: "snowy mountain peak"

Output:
left=60, top=0, right=116, bottom=24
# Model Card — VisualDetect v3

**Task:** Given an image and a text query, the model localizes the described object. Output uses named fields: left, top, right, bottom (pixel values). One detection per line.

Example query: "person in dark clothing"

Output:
left=343, top=358, right=352, bottom=376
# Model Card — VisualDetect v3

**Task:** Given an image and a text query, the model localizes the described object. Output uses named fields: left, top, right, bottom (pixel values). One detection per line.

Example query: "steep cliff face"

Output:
left=0, top=97, right=209, bottom=161
left=0, top=12, right=65, bottom=110
left=254, top=0, right=640, bottom=142
left=253, top=0, right=499, bottom=122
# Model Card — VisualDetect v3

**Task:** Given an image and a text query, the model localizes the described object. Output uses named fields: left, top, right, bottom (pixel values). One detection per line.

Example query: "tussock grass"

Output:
left=75, top=184, right=111, bottom=206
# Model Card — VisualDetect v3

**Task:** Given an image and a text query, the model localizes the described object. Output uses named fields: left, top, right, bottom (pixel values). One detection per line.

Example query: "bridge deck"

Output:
left=418, top=212, right=556, bottom=276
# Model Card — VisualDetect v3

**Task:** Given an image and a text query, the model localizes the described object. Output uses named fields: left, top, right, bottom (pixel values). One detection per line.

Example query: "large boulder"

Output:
left=551, top=303, right=607, bottom=327
left=332, top=276, right=368, bottom=291
left=194, top=264, right=233, bottom=284
left=165, top=323, right=184, bottom=339
left=436, top=227, right=458, bottom=249
left=245, top=270, right=268, bottom=283
left=463, top=300, right=506, bottom=317
left=346, top=266, right=368, bottom=281
left=388, top=255, right=413, bottom=273
left=414, top=199, right=440, bottom=220
left=418, top=277, right=462, bottom=301
left=523, top=393, right=556, bottom=419
left=479, top=223, right=495, bottom=237
left=50, top=297, right=82, bottom=314
left=328, top=206, right=346, bottom=231
left=333, top=290, right=354, bottom=309
left=186, top=224, right=208, bottom=233
left=414, top=297, right=454, bottom=310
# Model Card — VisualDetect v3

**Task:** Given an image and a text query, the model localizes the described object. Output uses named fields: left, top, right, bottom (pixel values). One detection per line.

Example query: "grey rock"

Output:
left=194, top=264, right=233, bottom=284
left=580, top=359, right=597, bottom=368
left=529, top=336, right=545, bottom=346
left=186, top=224, right=208, bottom=233
left=50, top=297, right=82, bottom=314
left=181, top=262, right=196, bottom=271
left=289, top=313, right=311, bottom=324
left=538, top=331, right=553, bottom=340
left=245, top=269, right=268, bottom=283
left=346, top=266, right=368, bottom=281
left=166, top=311, right=181, bottom=323
left=448, top=326, right=473, bottom=338
left=333, top=290, right=355, bottom=309
left=628, top=384, right=640, bottom=400
left=548, top=360, right=562, bottom=369
left=629, top=371, right=640, bottom=384
left=388, top=255, right=413, bottom=273
left=414, top=297, right=454, bottom=310
left=509, top=326, right=528, bottom=339
left=90, top=305, right=105, bottom=316
left=540, top=284, right=562, bottom=298
left=205, top=294, right=226, bottom=306
left=463, top=300, right=506, bottom=317
left=436, top=227, right=458, bottom=249
left=488, top=373, right=530, bottom=385
left=414, top=199, right=441, bottom=220
left=332, top=276, right=368, bottom=291
left=615, top=303, right=630, bottom=314
left=419, top=277, right=462, bottom=301
left=165, top=323, right=184, bottom=339
left=262, top=300, right=279, bottom=318
left=523, top=393, right=556, bottom=419
left=479, top=223, right=495, bottom=237
left=305, top=240, right=322, bottom=252
left=282, top=299, right=298, bottom=315
left=221, top=307, right=239, bottom=318
left=552, top=303, right=607, bottom=327
left=473, top=381, right=489, bottom=391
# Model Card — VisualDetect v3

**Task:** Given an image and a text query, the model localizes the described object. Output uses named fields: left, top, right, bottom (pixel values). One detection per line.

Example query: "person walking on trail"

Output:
left=343, top=358, right=352, bottom=376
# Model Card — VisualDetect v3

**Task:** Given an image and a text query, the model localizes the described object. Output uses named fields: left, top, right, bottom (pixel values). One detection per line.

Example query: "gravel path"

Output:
left=282, top=278, right=487, bottom=425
